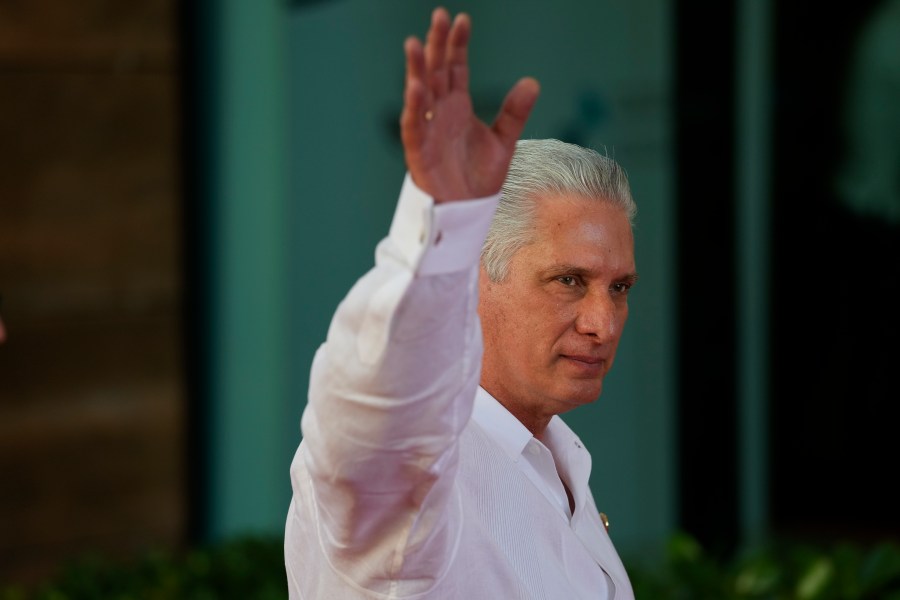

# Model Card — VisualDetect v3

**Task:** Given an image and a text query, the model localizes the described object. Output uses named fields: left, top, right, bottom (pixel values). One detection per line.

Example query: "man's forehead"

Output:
left=522, top=195, right=636, bottom=273
left=528, top=194, right=632, bottom=238
left=530, top=192, right=629, bottom=222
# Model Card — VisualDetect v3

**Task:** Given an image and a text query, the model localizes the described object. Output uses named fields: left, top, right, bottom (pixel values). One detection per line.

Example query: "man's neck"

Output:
left=481, top=385, right=554, bottom=437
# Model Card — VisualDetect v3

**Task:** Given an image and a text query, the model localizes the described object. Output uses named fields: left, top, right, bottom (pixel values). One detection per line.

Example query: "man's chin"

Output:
left=555, top=381, right=604, bottom=411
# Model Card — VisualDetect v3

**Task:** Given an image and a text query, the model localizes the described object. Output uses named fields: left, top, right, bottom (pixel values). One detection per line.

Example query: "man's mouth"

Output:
left=562, top=354, right=602, bottom=364
left=560, top=354, right=605, bottom=375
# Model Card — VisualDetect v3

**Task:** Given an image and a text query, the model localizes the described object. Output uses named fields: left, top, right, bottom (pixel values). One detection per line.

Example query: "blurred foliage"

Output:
left=0, top=536, right=287, bottom=600
left=629, top=531, right=900, bottom=600
left=3, top=531, right=900, bottom=599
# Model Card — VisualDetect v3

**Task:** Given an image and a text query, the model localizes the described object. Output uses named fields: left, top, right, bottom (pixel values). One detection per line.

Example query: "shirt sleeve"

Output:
left=287, top=173, right=499, bottom=597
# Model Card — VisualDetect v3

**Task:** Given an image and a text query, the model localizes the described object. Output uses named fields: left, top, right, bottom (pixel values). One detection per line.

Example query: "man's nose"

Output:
left=574, top=291, right=621, bottom=342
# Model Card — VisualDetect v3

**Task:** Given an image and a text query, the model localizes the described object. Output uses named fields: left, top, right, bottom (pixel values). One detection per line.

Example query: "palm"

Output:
left=409, top=91, right=508, bottom=198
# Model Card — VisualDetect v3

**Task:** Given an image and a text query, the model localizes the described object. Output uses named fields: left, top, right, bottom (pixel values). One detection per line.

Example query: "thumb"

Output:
left=491, top=77, right=541, bottom=148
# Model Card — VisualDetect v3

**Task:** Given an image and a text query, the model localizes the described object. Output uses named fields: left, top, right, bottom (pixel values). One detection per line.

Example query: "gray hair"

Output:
left=481, top=138, right=636, bottom=282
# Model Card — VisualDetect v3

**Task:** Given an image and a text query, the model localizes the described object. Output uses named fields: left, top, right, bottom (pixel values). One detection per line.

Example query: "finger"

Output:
left=401, top=36, right=433, bottom=125
left=401, top=74, right=429, bottom=149
left=404, top=36, right=426, bottom=93
left=404, top=36, right=433, bottom=118
left=400, top=36, right=432, bottom=146
left=401, top=36, right=428, bottom=148
left=425, top=7, right=450, bottom=71
left=447, top=12, right=471, bottom=93
left=404, top=70, right=428, bottom=121
left=492, top=77, right=541, bottom=148
left=425, top=7, right=451, bottom=97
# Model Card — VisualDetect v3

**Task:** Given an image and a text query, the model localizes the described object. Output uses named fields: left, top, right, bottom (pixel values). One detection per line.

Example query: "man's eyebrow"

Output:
left=621, top=272, right=640, bottom=286
left=540, top=264, right=640, bottom=282
left=539, top=264, right=591, bottom=278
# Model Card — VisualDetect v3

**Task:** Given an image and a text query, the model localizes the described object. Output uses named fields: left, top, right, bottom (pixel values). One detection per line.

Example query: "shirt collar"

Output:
left=472, top=386, right=593, bottom=493
left=472, top=387, right=584, bottom=458
left=473, top=386, right=533, bottom=462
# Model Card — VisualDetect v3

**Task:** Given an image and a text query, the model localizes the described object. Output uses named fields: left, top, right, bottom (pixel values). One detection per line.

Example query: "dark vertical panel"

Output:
left=178, top=0, right=217, bottom=544
left=675, top=0, right=739, bottom=558
left=770, top=0, right=900, bottom=543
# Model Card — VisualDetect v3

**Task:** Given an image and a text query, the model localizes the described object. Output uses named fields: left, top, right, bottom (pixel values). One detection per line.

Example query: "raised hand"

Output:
left=400, top=7, right=540, bottom=203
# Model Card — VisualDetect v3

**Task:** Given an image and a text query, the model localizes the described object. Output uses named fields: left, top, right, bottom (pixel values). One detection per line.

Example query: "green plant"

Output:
left=1, top=536, right=287, bottom=600
left=627, top=531, right=900, bottom=600
left=4, top=532, right=900, bottom=599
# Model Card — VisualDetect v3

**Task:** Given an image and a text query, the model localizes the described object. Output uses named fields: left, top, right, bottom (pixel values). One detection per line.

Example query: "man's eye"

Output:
left=557, top=276, right=578, bottom=286
left=611, top=282, right=632, bottom=294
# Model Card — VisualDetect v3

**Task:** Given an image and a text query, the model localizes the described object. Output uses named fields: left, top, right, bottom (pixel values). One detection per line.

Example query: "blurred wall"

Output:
left=202, top=0, right=292, bottom=541
left=0, top=0, right=185, bottom=585
left=6, top=0, right=896, bottom=588
left=767, top=0, right=900, bottom=543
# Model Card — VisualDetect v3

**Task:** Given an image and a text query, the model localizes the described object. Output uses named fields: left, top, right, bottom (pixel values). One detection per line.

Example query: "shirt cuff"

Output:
left=388, top=172, right=501, bottom=276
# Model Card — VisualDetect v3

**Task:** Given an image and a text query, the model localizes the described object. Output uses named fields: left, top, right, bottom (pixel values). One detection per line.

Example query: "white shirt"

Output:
left=284, top=174, right=634, bottom=599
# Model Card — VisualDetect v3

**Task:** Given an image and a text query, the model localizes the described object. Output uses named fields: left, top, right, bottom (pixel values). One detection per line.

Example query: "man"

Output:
left=285, top=7, right=637, bottom=598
